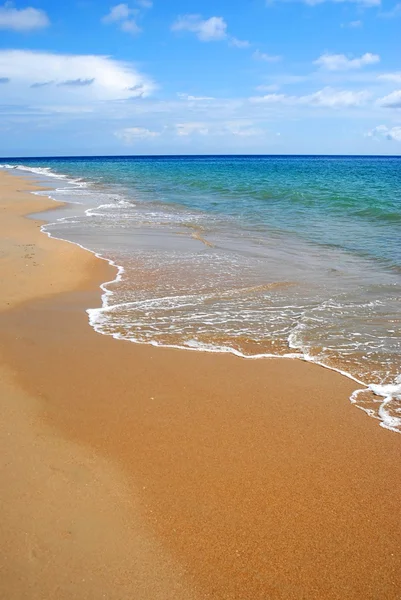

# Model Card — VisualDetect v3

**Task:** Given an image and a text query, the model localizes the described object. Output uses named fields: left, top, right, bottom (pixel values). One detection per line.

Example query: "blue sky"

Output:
left=0, top=0, right=400, bottom=155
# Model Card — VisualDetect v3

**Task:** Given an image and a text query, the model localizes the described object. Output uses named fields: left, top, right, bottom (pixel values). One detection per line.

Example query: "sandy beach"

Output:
left=0, top=169, right=400, bottom=599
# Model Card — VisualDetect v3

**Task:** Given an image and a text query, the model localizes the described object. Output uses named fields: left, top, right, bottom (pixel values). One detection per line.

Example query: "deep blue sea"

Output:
left=1, top=155, right=400, bottom=432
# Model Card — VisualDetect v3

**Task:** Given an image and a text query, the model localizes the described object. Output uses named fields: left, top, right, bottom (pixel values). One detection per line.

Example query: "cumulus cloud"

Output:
left=378, top=72, right=401, bottom=83
left=172, top=14, right=227, bottom=41
left=253, top=50, right=281, bottom=63
left=367, top=125, right=401, bottom=141
left=172, top=14, right=251, bottom=49
left=377, top=90, right=401, bottom=108
left=0, top=2, right=49, bottom=31
left=250, top=86, right=370, bottom=108
left=0, top=50, right=155, bottom=103
left=115, top=126, right=160, bottom=143
left=314, top=52, right=380, bottom=71
left=102, top=3, right=141, bottom=34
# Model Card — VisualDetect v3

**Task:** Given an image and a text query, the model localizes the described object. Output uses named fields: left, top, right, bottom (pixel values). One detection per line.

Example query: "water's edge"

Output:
left=2, top=162, right=399, bottom=435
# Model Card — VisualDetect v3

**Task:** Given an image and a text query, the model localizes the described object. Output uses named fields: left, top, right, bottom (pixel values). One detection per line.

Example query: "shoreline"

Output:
left=3, top=166, right=384, bottom=430
left=1, top=170, right=401, bottom=599
left=0, top=171, right=199, bottom=600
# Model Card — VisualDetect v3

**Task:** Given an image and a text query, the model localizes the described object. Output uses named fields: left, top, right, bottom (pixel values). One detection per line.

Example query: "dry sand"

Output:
left=0, top=170, right=400, bottom=600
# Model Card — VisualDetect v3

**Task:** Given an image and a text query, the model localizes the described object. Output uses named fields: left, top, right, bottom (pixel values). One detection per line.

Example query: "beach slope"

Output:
left=0, top=171, right=400, bottom=600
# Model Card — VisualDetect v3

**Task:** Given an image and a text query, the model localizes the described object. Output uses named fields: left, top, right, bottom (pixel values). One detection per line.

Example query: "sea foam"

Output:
left=1, top=158, right=400, bottom=435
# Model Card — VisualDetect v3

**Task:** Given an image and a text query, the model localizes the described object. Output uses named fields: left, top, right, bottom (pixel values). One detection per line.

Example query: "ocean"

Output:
left=1, top=155, right=400, bottom=432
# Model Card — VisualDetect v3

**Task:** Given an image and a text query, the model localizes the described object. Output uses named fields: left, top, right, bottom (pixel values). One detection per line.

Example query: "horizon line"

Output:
left=1, top=153, right=400, bottom=160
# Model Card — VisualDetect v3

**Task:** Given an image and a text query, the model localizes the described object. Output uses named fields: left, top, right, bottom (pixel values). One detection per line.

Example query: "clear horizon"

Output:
left=2, top=153, right=401, bottom=159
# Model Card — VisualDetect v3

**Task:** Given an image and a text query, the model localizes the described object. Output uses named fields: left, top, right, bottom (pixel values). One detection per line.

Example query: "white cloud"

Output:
left=102, top=3, right=140, bottom=34
left=174, top=120, right=264, bottom=138
left=136, top=0, right=153, bottom=7
left=172, top=14, right=227, bottom=41
left=250, top=93, right=288, bottom=104
left=314, top=53, right=380, bottom=71
left=378, top=72, right=401, bottom=83
left=0, top=50, right=155, bottom=102
left=113, top=120, right=266, bottom=142
left=115, top=126, right=160, bottom=143
left=377, top=90, right=401, bottom=108
left=0, top=2, right=49, bottom=31
left=172, top=14, right=250, bottom=49
left=303, top=87, right=370, bottom=107
left=367, top=125, right=401, bottom=141
left=223, top=121, right=264, bottom=136
left=103, top=3, right=132, bottom=21
left=230, top=37, right=250, bottom=48
left=250, top=86, right=370, bottom=108
left=175, top=122, right=210, bottom=136
left=253, top=50, right=282, bottom=63
left=178, top=93, right=215, bottom=101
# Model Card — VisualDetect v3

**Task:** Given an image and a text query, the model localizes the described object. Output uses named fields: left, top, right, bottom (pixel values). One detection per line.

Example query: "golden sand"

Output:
left=0, top=170, right=400, bottom=599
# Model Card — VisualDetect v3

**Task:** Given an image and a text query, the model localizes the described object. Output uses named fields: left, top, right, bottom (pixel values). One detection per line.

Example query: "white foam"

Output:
left=0, top=162, right=88, bottom=188
left=369, top=376, right=401, bottom=399
left=6, top=161, right=400, bottom=436
left=368, top=376, right=401, bottom=433
left=86, top=200, right=135, bottom=217
left=87, top=296, right=401, bottom=439
left=1, top=163, right=67, bottom=179
left=87, top=279, right=401, bottom=435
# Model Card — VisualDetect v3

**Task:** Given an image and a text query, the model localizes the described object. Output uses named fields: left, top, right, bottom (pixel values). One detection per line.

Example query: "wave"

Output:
left=2, top=161, right=400, bottom=435
left=86, top=286, right=401, bottom=434
left=0, top=162, right=87, bottom=188
left=352, top=206, right=401, bottom=225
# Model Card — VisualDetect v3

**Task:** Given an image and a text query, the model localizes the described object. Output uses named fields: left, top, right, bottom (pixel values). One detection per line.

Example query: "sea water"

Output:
left=1, top=156, right=400, bottom=432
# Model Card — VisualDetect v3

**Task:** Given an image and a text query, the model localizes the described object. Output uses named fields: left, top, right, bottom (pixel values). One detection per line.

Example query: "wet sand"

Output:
left=0, top=170, right=400, bottom=599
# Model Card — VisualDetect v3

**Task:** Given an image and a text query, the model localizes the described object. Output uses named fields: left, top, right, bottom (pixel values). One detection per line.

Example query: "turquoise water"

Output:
left=1, top=156, right=400, bottom=432
left=6, top=155, right=401, bottom=264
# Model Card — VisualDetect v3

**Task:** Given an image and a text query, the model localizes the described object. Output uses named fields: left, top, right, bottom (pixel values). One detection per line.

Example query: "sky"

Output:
left=0, top=0, right=400, bottom=156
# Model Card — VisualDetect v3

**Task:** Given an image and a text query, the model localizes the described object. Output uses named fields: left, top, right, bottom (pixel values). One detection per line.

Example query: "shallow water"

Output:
left=1, top=156, right=400, bottom=432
